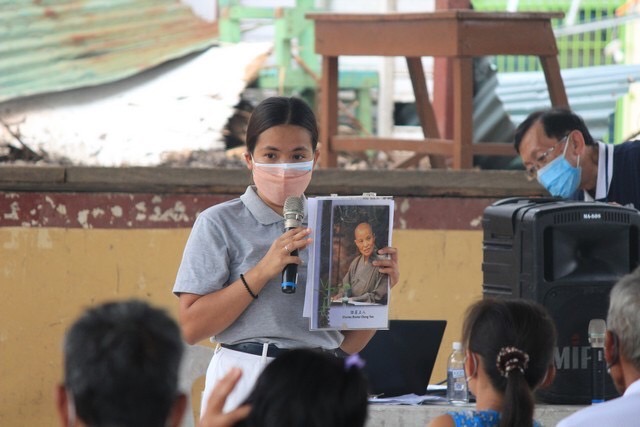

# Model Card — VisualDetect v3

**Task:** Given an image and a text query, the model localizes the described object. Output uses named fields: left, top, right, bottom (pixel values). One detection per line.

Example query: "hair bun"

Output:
left=496, top=346, right=529, bottom=377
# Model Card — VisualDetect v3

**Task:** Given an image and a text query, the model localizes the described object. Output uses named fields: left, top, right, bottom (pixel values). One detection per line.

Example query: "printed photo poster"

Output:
left=305, top=196, right=394, bottom=330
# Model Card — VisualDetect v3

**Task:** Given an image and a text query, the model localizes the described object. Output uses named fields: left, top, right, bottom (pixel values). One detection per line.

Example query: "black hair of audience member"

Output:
left=62, top=299, right=184, bottom=427
left=234, top=349, right=369, bottom=427
left=463, top=299, right=557, bottom=427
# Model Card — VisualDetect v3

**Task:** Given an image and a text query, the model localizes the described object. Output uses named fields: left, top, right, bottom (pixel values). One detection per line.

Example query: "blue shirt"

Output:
left=447, top=409, right=542, bottom=427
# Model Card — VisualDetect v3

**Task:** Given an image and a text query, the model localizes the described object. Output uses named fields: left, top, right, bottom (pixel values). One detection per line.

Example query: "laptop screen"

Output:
left=359, top=319, right=447, bottom=397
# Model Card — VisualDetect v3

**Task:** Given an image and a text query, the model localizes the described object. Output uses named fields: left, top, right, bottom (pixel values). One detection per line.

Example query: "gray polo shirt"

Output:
left=173, top=186, right=343, bottom=349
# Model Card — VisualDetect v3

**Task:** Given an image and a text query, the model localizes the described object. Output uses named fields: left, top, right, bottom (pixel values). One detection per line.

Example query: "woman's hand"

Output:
left=373, top=247, right=400, bottom=288
left=255, top=227, right=313, bottom=279
left=178, top=227, right=313, bottom=343
left=198, top=368, right=250, bottom=427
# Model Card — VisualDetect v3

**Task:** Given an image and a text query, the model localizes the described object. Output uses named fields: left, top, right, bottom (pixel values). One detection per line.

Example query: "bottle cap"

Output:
left=453, top=341, right=462, bottom=350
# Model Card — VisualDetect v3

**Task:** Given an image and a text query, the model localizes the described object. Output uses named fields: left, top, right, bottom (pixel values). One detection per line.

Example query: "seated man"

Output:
left=514, top=108, right=640, bottom=208
left=332, top=222, right=388, bottom=304
left=56, top=299, right=187, bottom=427
left=557, top=267, right=640, bottom=427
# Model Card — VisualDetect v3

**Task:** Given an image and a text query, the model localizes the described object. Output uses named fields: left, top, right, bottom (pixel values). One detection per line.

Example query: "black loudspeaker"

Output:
left=482, top=197, right=640, bottom=404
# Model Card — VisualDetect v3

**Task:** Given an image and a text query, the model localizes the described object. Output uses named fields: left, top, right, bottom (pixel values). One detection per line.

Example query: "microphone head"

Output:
left=588, top=319, right=606, bottom=347
left=283, top=196, right=304, bottom=229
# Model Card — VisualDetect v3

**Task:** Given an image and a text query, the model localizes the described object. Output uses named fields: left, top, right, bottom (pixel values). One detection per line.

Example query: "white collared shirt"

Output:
left=583, top=141, right=614, bottom=202
left=557, top=378, right=640, bottom=427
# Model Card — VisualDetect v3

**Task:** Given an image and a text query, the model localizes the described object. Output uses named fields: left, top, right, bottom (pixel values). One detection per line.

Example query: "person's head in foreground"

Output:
left=558, top=268, right=640, bottom=427
left=605, top=267, right=640, bottom=394
left=556, top=267, right=640, bottom=427
left=56, top=299, right=186, bottom=427
left=235, top=349, right=369, bottom=427
left=429, top=298, right=557, bottom=427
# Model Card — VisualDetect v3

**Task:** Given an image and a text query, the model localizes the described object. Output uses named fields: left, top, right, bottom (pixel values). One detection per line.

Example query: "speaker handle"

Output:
left=491, top=196, right=563, bottom=207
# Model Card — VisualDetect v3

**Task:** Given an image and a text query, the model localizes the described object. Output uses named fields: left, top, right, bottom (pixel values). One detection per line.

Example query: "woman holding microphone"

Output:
left=173, top=96, right=400, bottom=412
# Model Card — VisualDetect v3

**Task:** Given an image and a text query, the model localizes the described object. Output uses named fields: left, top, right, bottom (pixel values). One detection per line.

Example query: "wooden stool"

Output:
left=307, top=11, right=568, bottom=169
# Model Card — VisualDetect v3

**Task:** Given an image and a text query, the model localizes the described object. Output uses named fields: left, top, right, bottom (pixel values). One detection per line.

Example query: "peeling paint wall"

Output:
left=0, top=191, right=492, bottom=426
left=0, top=193, right=233, bottom=228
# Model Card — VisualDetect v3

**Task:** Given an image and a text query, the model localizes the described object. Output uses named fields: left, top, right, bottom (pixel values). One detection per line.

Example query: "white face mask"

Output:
left=252, top=160, right=314, bottom=174
left=251, top=159, right=314, bottom=206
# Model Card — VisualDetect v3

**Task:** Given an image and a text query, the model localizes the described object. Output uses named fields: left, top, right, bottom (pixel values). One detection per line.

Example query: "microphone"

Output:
left=281, top=196, right=304, bottom=294
left=588, top=318, right=607, bottom=404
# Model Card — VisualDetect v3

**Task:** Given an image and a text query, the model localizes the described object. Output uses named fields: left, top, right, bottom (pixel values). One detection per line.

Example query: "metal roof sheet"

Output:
left=0, top=0, right=217, bottom=103
left=470, top=62, right=640, bottom=169
left=496, top=63, right=640, bottom=140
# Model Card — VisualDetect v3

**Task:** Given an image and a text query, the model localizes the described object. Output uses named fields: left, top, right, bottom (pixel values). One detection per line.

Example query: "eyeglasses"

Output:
left=524, top=134, right=570, bottom=180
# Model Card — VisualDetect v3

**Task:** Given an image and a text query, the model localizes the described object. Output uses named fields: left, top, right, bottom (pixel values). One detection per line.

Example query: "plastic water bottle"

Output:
left=447, top=341, right=469, bottom=404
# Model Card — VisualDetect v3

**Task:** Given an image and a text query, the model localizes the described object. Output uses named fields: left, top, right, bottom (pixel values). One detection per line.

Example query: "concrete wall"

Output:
left=0, top=166, right=543, bottom=426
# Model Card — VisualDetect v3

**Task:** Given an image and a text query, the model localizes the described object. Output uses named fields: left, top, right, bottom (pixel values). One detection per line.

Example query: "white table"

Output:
left=366, top=402, right=585, bottom=426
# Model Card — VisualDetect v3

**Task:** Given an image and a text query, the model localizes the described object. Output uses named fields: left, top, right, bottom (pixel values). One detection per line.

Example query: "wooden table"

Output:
left=307, top=11, right=569, bottom=169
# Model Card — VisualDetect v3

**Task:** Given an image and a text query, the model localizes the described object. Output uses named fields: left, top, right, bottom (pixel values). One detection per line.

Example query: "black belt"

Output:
left=220, top=342, right=344, bottom=358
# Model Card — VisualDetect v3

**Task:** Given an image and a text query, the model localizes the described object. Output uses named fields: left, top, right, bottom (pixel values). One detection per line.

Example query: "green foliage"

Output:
left=472, top=0, right=626, bottom=70
left=317, top=278, right=334, bottom=328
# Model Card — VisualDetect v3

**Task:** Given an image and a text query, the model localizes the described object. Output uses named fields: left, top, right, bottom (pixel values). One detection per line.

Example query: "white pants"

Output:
left=200, top=345, right=275, bottom=416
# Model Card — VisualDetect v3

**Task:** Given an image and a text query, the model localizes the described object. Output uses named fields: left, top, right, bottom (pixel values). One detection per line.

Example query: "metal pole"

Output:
left=377, top=0, right=396, bottom=137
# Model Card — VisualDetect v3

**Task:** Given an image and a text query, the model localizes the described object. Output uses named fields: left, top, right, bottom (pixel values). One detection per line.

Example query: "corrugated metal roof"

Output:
left=470, top=62, right=640, bottom=169
left=496, top=63, right=640, bottom=141
left=0, top=0, right=218, bottom=103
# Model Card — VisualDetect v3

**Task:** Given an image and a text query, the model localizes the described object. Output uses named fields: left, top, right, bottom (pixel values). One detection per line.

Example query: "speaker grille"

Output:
left=605, top=211, right=631, bottom=224
left=553, top=211, right=581, bottom=224
left=553, top=211, right=630, bottom=225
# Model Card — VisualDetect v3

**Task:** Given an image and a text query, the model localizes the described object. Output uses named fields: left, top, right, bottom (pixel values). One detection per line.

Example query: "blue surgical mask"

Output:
left=536, top=141, right=581, bottom=198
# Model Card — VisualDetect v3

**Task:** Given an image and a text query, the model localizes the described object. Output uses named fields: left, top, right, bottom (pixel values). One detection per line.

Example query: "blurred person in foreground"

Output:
left=56, top=299, right=249, bottom=427
left=557, top=267, right=640, bottom=427
left=233, top=349, right=369, bottom=427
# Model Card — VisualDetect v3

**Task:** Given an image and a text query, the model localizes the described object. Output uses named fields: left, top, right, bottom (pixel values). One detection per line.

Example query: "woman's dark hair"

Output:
left=514, top=108, right=595, bottom=152
left=245, top=96, right=319, bottom=153
left=462, top=299, right=556, bottom=427
left=235, top=349, right=369, bottom=427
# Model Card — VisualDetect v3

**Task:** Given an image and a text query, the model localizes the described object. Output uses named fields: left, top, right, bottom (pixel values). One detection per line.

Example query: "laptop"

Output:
left=359, top=320, right=447, bottom=397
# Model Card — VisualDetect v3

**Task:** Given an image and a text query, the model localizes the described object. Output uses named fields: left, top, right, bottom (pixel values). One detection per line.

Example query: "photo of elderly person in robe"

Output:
left=330, top=207, right=391, bottom=306
left=306, top=197, right=393, bottom=330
